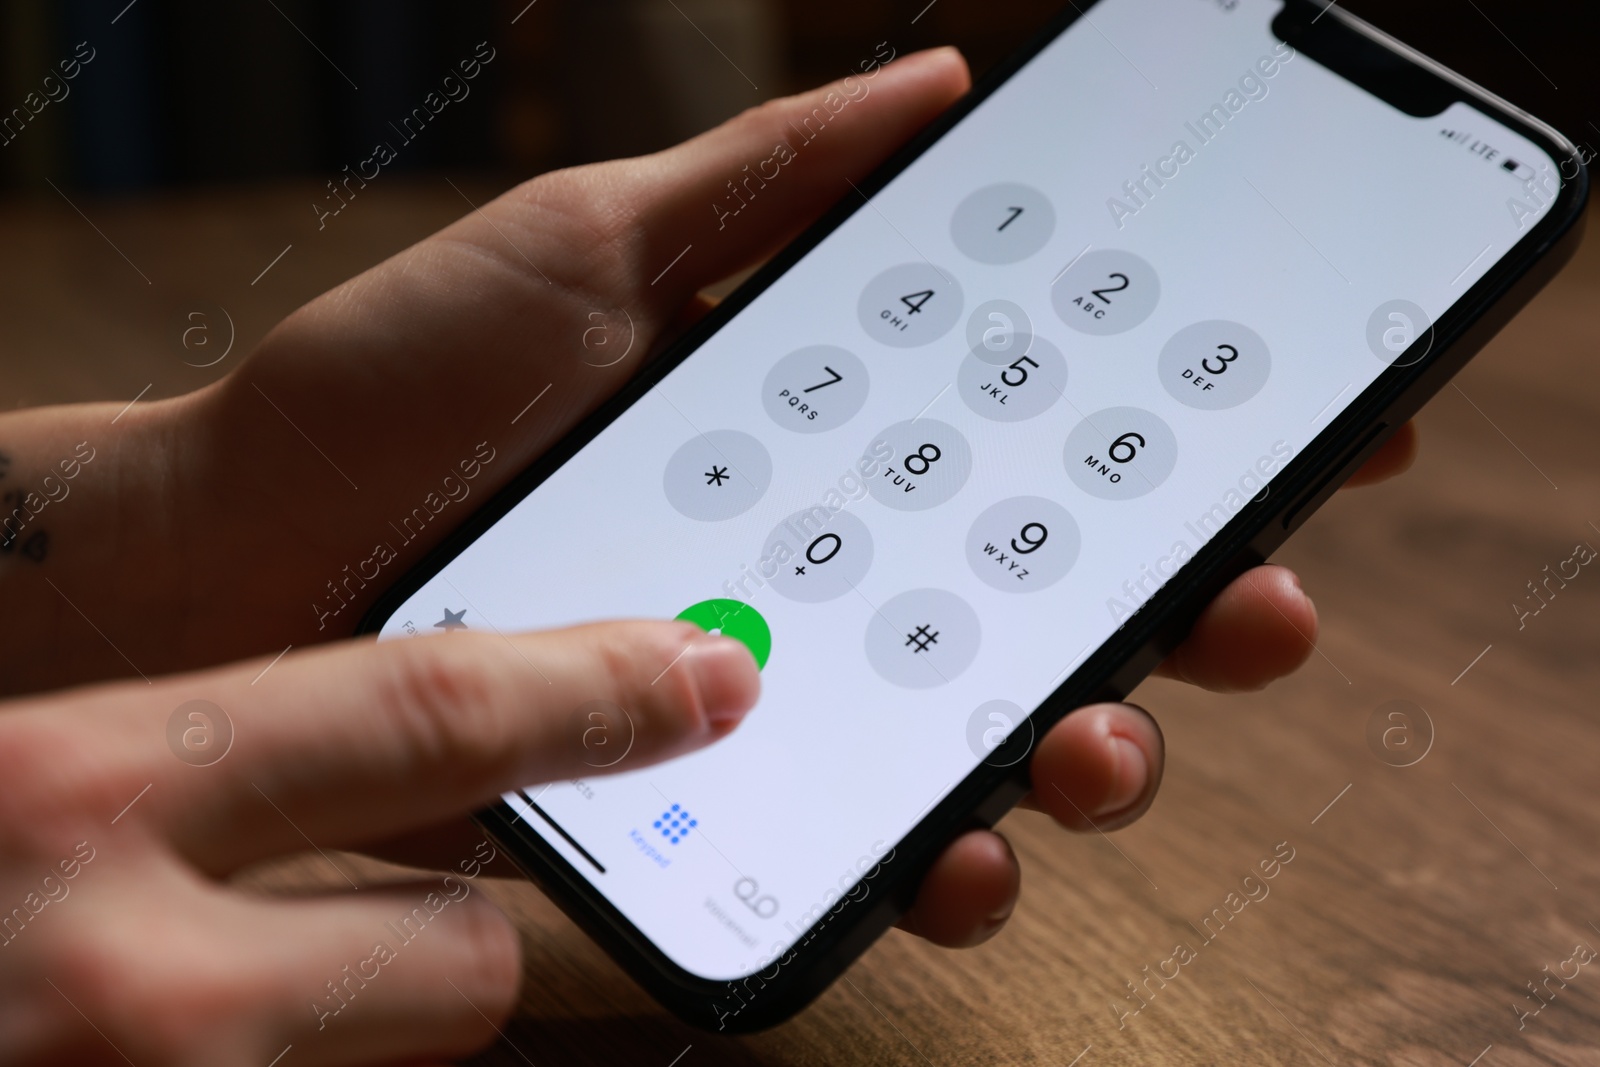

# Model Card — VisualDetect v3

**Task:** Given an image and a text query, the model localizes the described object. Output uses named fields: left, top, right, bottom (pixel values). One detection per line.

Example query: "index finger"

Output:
left=10, top=620, right=758, bottom=876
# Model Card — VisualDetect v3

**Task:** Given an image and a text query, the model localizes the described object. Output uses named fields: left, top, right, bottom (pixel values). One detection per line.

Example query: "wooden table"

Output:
left=5, top=180, right=1597, bottom=1066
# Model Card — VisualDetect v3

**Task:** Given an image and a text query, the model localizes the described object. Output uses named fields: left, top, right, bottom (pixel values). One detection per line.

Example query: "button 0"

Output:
left=762, top=345, right=869, bottom=433
left=663, top=430, right=772, bottom=521
left=1063, top=407, right=1178, bottom=500
left=965, top=496, right=1080, bottom=592
left=1052, top=249, right=1160, bottom=335
left=957, top=334, right=1067, bottom=423
left=863, top=419, right=973, bottom=512
left=762, top=507, right=874, bottom=603
left=865, top=588, right=981, bottom=689
left=1157, top=320, right=1271, bottom=410
left=950, top=183, right=1056, bottom=265
left=858, top=263, right=964, bottom=348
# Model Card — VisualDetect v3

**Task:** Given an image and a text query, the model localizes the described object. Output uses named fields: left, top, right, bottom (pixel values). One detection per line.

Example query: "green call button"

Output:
left=674, top=598, right=771, bottom=671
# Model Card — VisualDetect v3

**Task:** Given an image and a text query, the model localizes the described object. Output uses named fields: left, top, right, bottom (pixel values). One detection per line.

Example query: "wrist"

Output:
left=0, top=391, right=198, bottom=695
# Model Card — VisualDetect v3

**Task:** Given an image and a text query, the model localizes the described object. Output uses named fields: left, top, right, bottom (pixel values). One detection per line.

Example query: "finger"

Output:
left=895, top=829, right=1020, bottom=948
left=581, top=46, right=971, bottom=317
left=1154, top=564, right=1317, bottom=692
left=1021, top=703, right=1164, bottom=832
left=247, top=876, right=521, bottom=1067
left=356, top=817, right=519, bottom=881
left=1342, top=419, right=1418, bottom=487
left=35, top=621, right=758, bottom=875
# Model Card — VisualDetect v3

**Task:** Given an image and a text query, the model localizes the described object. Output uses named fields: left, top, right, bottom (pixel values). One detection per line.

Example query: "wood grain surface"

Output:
left=3, top=180, right=1595, bottom=1067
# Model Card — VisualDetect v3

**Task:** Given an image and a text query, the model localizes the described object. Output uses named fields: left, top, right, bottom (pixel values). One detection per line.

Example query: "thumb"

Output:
left=591, top=46, right=972, bottom=313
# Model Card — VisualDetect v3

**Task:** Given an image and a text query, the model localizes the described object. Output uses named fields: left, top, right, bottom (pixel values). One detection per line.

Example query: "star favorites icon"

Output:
left=434, top=608, right=468, bottom=631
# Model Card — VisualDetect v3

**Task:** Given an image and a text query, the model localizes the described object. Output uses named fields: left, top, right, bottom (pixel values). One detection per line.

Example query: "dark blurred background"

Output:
left=2, top=0, right=1593, bottom=195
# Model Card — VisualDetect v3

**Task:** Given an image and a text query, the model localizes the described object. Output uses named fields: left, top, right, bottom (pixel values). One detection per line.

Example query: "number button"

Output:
left=1051, top=249, right=1161, bottom=336
left=857, top=263, right=965, bottom=348
left=762, top=345, right=870, bottom=433
left=1157, top=320, right=1271, bottom=410
left=950, top=183, right=1056, bottom=265
left=1063, top=407, right=1179, bottom=500
left=965, top=299, right=1035, bottom=365
left=864, top=588, right=982, bottom=689
left=762, top=508, right=874, bottom=603
left=957, top=334, right=1067, bottom=423
left=965, top=496, right=1081, bottom=592
left=662, top=430, right=773, bottom=521
left=863, top=419, right=973, bottom=511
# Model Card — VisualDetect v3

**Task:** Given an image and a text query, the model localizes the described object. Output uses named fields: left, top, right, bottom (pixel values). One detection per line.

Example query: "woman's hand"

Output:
left=0, top=47, right=1418, bottom=954
left=0, top=621, right=758, bottom=1066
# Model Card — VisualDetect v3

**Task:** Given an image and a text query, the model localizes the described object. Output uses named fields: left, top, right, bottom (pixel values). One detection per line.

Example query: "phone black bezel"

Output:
left=359, top=0, right=1588, bottom=1033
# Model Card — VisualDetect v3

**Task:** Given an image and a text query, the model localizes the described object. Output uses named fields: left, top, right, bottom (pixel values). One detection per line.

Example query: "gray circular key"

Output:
left=762, top=345, right=870, bottom=433
left=858, top=263, right=964, bottom=348
left=1158, top=320, right=1271, bottom=410
left=1063, top=407, right=1178, bottom=500
left=950, top=183, right=1056, bottom=265
left=865, top=588, right=981, bottom=689
left=957, top=334, right=1067, bottom=423
left=663, top=430, right=772, bottom=521
left=965, top=496, right=1080, bottom=592
left=1051, top=249, right=1160, bottom=336
left=763, top=507, right=874, bottom=603
left=863, top=419, right=973, bottom=512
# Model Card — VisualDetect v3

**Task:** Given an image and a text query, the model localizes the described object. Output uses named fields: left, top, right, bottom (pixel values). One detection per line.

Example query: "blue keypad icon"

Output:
left=652, top=803, right=698, bottom=845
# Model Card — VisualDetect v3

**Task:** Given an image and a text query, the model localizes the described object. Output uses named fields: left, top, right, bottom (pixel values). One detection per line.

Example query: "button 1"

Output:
left=950, top=183, right=1056, bottom=265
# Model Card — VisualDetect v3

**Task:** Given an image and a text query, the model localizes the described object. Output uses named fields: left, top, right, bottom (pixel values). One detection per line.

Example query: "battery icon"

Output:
left=1501, top=157, right=1536, bottom=181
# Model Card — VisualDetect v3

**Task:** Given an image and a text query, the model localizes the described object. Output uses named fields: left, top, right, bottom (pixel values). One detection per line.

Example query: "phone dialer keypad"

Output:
left=1158, top=320, right=1271, bottom=410
left=762, top=345, right=869, bottom=433
left=662, top=430, right=772, bottom=521
left=864, top=419, right=973, bottom=512
left=1051, top=248, right=1161, bottom=335
left=864, top=588, right=981, bottom=689
left=966, top=298, right=1035, bottom=364
left=950, top=183, right=1056, bottom=265
left=957, top=334, right=1067, bottom=422
left=965, top=496, right=1081, bottom=593
left=1063, top=407, right=1179, bottom=500
left=857, top=263, right=964, bottom=348
left=763, top=508, right=874, bottom=603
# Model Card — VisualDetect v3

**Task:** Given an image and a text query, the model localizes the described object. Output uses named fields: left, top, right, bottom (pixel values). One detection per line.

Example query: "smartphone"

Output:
left=361, top=0, right=1586, bottom=1032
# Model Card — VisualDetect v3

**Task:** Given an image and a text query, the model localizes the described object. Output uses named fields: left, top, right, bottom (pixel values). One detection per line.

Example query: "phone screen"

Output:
left=374, top=0, right=1561, bottom=981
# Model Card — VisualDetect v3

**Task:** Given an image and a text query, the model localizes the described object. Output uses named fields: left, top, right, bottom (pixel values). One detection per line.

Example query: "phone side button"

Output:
left=1279, top=423, right=1389, bottom=534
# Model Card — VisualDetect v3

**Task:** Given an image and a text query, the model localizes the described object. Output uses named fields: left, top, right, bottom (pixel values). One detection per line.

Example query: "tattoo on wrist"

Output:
left=0, top=441, right=96, bottom=564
